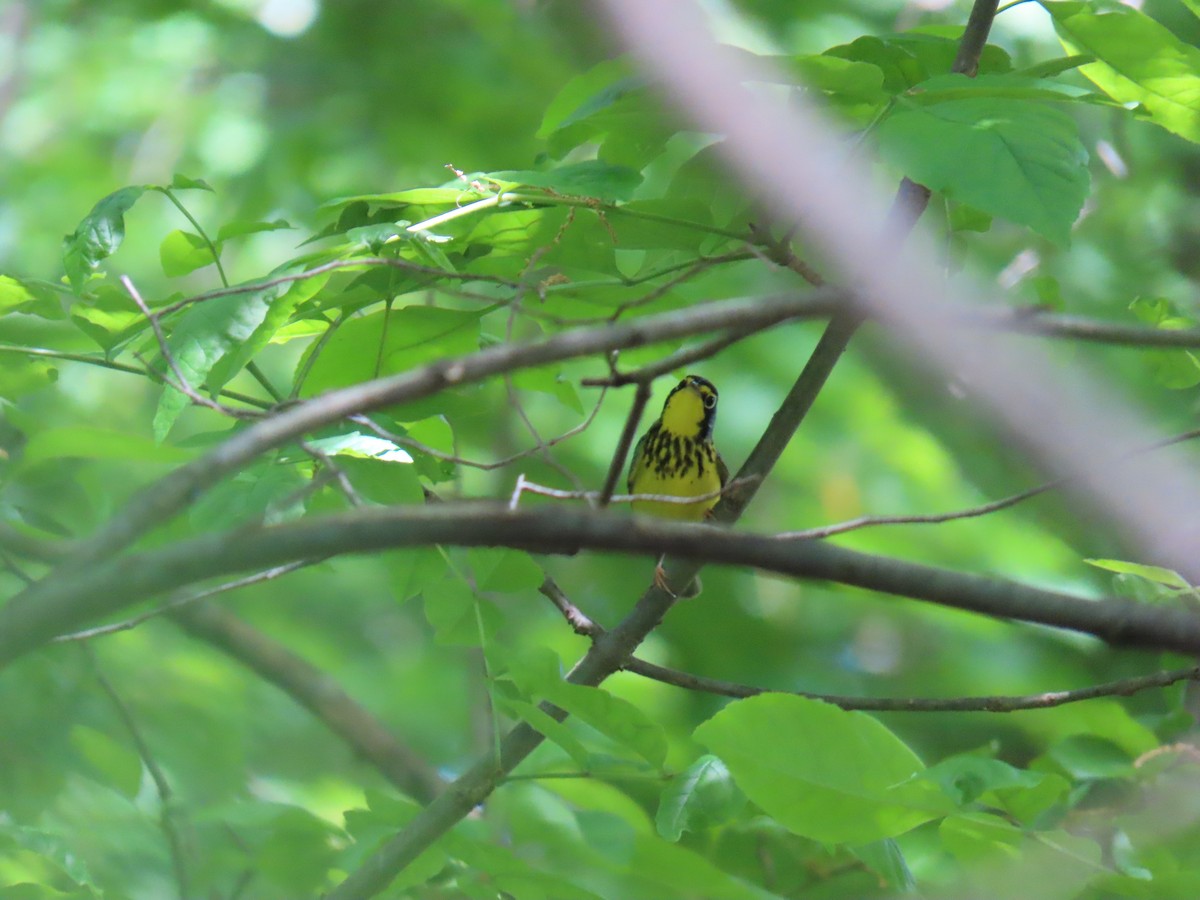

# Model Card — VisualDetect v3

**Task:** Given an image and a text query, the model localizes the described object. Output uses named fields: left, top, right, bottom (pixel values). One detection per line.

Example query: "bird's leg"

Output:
left=653, top=554, right=678, bottom=598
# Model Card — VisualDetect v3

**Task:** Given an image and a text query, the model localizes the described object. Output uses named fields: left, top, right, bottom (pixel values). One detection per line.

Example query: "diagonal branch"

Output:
left=171, top=601, right=445, bottom=803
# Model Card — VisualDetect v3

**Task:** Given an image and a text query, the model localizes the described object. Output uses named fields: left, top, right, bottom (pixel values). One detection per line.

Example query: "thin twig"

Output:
left=597, top=382, right=651, bottom=507
left=0, top=344, right=275, bottom=409
left=624, top=658, right=1200, bottom=712
left=85, top=646, right=191, bottom=897
left=538, top=576, right=601, bottom=637
left=298, top=440, right=365, bottom=508
left=156, top=257, right=525, bottom=319
left=511, top=475, right=757, bottom=509
left=349, top=388, right=607, bottom=473
left=781, top=426, right=1200, bottom=541
left=122, top=276, right=256, bottom=421
left=581, top=329, right=757, bottom=388
left=536, top=577, right=1200, bottom=712
left=53, top=560, right=319, bottom=642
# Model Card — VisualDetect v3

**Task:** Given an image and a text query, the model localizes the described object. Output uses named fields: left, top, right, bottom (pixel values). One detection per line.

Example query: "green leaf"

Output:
left=550, top=683, right=668, bottom=769
left=20, top=426, right=194, bottom=466
left=0, top=824, right=101, bottom=890
left=1084, top=558, right=1191, bottom=589
left=62, top=185, right=148, bottom=291
left=467, top=547, right=544, bottom=593
left=826, top=32, right=1011, bottom=94
left=207, top=271, right=329, bottom=392
left=216, top=218, right=293, bottom=242
left=877, top=94, right=1089, bottom=244
left=168, top=173, right=214, bottom=192
left=0, top=275, right=57, bottom=316
left=491, top=161, right=643, bottom=202
left=1043, top=735, right=1136, bottom=780
left=656, top=755, right=746, bottom=841
left=507, top=649, right=668, bottom=768
left=300, top=305, right=482, bottom=397
left=422, top=575, right=499, bottom=646
left=336, top=457, right=424, bottom=505
left=493, top=690, right=591, bottom=768
left=70, top=725, right=142, bottom=799
left=940, top=811, right=1023, bottom=864
left=850, top=839, right=915, bottom=892
left=252, top=806, right=340, bottom=894
left=187, top=462, right=309, bottom=530
left=1047, top=2, right=1200, bottom=143
left=151, top=284, right=284, bottom=440
left=920, top=754, right=1046, bottom=807
left=538, top=58, right=641, bottom=138
left=301, top=430, right=413, bottom=464
left=694, top=695, right=949, bottom=843
left=537, top=59, right=673, bottom=167
left=159, top=229, right=215, bottom=277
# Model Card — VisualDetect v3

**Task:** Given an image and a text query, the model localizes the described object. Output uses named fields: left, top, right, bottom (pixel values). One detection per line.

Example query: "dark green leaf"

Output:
left=656, top=754, right=746, bottom=841
left=62, top=185, right=148, bottom=291
left=877, top=95, right=1089, bottom=244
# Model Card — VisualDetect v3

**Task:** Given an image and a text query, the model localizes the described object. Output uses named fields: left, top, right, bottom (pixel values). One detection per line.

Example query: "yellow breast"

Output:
left=628, top=427, right=724, bottom=521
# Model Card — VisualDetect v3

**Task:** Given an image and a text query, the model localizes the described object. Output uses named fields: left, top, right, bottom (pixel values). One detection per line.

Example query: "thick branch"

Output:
left=7, top=506, right=1200, bottom=668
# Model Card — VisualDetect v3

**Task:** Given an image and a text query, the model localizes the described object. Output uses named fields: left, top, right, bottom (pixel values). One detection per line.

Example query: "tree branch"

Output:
left=623, top=656, right=1200, bottom=713
left=171, top=601, right=445, bottom=803
left=8, top=505, right=1200, bottom=668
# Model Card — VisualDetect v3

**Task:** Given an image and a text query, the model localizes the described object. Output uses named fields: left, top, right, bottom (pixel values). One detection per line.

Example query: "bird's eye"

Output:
left=703, top=393, right=716, bottom=410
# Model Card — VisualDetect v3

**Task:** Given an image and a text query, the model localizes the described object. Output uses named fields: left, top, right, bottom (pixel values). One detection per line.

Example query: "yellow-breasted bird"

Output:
left=627, top=374, right=729, bottom=594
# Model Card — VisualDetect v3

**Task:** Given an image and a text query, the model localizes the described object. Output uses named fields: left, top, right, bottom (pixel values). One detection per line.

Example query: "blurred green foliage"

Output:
left=3, top=0, right=1200, bottom=898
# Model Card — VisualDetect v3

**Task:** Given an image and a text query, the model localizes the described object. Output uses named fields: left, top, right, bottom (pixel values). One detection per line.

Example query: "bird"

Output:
left=626, top=374, right=729, bottom=595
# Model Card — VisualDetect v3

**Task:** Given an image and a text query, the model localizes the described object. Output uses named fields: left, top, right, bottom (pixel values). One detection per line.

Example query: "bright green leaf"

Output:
left=1084, top=558, right=1191, bottom=589
left=159, top=229, right=215, bottom=277
left=694, top=695, right=949, bottom=843
left=1047, top=2, right=1200, bottom=143
left=850, top=839, right=915, bottom=892
left=494, top=691, right=591, bottom=768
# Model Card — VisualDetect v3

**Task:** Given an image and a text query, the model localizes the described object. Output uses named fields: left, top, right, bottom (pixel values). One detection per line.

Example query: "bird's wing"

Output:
left=716, top=450, right=730, bottom=488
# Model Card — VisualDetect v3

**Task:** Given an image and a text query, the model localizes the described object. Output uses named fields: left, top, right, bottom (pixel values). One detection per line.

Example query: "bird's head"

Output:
left=659, top=374, right=719, bottom=440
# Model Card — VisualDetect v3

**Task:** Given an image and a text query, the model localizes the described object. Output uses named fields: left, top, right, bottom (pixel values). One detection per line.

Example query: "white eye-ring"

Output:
left=703, top=393, right=717, bottom=410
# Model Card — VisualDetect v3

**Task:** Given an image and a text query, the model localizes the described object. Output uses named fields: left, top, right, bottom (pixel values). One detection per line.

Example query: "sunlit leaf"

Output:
left=1047, top=2, right=1200, bottom=143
